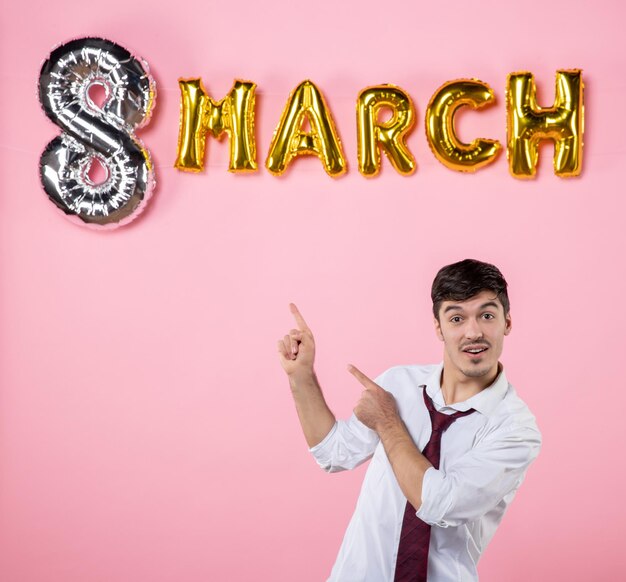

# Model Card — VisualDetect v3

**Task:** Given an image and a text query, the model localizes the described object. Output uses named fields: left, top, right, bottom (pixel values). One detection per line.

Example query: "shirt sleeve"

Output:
left=309, top=412, right=380, bottom=472
left=416, top=422, right=542, bottom=528
left=308, top=369, right=389, bottom=473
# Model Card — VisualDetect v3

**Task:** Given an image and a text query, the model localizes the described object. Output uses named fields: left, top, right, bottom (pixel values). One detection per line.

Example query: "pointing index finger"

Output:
left=347, top=364, right=379, bottom=390
left=289, top=303, right=310, bottom=331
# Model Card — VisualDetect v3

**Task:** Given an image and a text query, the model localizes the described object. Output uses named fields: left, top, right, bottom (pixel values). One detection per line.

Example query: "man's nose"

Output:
left=464, top=319, right=484, bottom=339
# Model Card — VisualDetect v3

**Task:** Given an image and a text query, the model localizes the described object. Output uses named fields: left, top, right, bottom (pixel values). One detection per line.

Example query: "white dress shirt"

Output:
left=310, top=363, right=542, bottom=582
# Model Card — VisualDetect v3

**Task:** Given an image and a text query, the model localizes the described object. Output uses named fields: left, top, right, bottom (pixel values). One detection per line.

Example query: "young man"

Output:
left=277, top=259, right=541, bottom=582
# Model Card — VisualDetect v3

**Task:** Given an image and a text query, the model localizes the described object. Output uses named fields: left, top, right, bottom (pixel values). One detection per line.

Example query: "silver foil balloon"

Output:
left=39, top=38, right=156, bottom=228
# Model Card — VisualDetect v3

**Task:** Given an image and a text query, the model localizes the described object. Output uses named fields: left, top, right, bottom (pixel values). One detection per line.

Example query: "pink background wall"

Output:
left=1, top=1, right=625, bottom=580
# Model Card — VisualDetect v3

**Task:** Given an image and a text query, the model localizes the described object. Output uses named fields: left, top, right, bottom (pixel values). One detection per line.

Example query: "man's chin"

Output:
left=461, top=365, right=492, bottom=378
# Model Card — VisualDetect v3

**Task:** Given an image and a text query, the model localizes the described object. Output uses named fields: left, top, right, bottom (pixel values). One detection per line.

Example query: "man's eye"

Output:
left=450, top=316, right=462, bottom=323
left=483, top=313, right=495, bottom=320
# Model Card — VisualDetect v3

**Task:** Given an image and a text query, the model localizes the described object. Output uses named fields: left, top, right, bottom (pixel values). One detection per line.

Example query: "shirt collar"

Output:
left=422, top=361, right=509, bottom=417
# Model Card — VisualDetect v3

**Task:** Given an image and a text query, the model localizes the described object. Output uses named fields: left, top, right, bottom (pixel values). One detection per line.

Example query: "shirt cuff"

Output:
left=308, top=421, right=339, bottom=469
left=416, top=466, right=452, bottom=527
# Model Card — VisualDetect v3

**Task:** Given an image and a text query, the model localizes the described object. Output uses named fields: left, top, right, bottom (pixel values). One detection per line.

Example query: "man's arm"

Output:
left=348, top=365, right=541, bottom=524
left=278, top=303, right=336, bottom=448
left=349, top=364, right=431, bottom=509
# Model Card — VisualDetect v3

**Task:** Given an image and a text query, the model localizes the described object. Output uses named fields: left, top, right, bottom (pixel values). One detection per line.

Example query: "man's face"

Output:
left=434, top=290, right=512, bottom=381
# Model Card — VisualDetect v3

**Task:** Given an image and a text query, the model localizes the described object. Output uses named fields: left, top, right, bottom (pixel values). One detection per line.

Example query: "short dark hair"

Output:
left=431, top=259, right=510, bottom=320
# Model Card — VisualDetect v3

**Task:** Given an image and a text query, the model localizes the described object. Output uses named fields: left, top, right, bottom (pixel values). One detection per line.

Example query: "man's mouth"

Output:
left=462, top=345, right=489, bottom=357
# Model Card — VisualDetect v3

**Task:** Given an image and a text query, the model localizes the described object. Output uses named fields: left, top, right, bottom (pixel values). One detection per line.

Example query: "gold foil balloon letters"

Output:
left=426, top=80, right=501, bottom=172
left=174, top=72, right=584, bottom=180
left=175, top=79, right=257, bottom=172
left=506, top=70, right=584, bottom=178
left=266, top=80, right=347, bottom=177
left=357, top=85, right=416, bottom=177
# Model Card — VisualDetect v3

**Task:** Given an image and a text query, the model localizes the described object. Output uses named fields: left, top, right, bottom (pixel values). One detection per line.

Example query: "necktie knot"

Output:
left=430, top=413, right=456, bottom=433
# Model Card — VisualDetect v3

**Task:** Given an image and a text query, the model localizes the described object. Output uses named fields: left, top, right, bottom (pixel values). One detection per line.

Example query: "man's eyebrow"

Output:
left=442, top=301, right=500, bottom=314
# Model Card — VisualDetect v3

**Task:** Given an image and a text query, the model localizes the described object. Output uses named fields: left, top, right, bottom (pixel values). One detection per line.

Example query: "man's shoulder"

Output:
left=490, top=383, right=542, bottom=442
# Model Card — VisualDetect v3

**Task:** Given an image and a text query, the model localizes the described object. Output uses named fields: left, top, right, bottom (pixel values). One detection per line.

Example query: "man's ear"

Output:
left=434, top=317, right=444, bottom=341
left=504, top=312, right=512, bottom=335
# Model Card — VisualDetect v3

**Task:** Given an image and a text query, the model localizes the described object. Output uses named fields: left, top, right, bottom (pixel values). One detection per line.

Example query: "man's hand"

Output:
left=349, top=364, right=401, bottom=433
left=277, top=303, right=316, bottom=379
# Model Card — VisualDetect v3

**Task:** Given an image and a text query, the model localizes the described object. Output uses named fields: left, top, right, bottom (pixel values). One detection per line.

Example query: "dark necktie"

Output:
left=393, top=388, right=476, bottom=582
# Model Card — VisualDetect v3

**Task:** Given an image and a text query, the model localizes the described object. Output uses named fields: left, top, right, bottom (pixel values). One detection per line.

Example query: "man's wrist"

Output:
left=288, top=369, right=318, bottom=391
left=376, top=415, right=407, bottom=445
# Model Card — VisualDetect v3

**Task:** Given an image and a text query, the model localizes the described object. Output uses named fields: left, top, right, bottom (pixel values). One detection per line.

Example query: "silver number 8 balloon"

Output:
left=39, top=38, right=156, bottom=228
